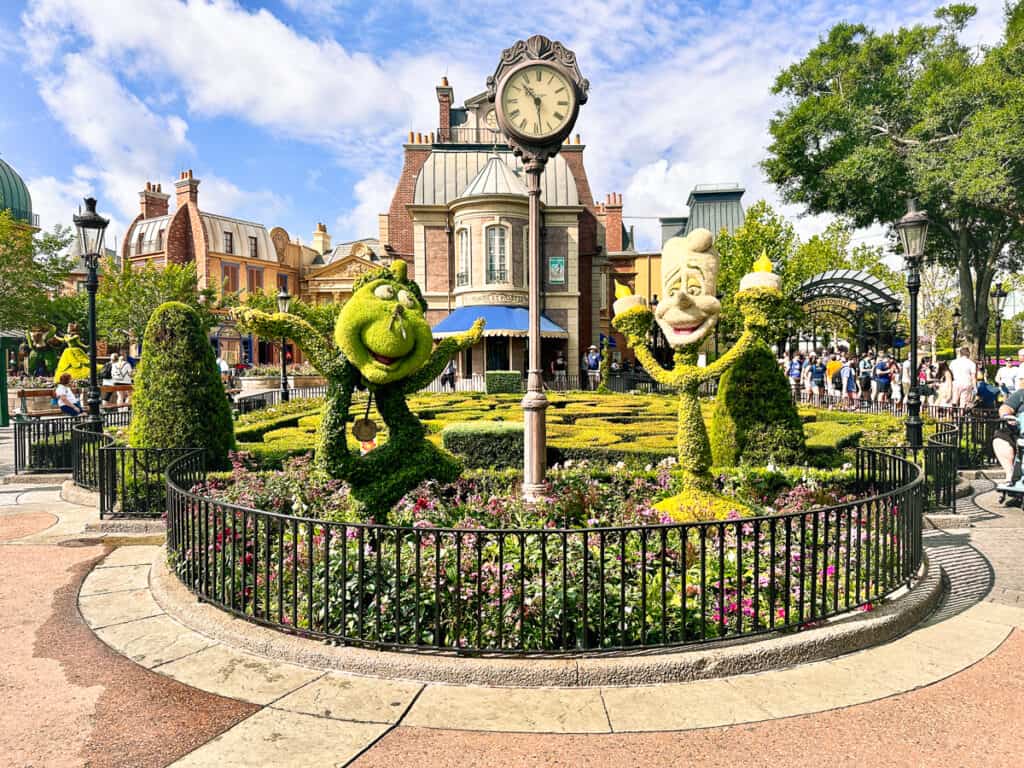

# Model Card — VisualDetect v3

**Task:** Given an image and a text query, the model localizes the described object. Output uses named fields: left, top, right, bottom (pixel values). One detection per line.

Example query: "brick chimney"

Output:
left=436, top=76, right=453, bottom=142
left=603, top=193, right=623, bottom=253
left=175, top=169, right=200, bottom=208
left=139, top=181, right=169, bottom=219
left=312, top=222, right=331, bottom=255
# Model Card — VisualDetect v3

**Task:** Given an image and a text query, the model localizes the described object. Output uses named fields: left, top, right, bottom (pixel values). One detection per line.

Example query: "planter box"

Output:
left=289, top=374, right=326, bottom=388
left=239, top=376, right=279, bottom=394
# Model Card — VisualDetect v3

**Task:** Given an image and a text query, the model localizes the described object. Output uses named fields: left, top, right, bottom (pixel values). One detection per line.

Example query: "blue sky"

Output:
left=0, top=0, right=1008, bottom=252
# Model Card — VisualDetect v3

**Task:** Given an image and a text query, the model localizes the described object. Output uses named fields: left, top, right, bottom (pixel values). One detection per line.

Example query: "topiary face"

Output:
left=656, top=229, right=722, bottom=348
left=335, top=261, right=434, bottom=385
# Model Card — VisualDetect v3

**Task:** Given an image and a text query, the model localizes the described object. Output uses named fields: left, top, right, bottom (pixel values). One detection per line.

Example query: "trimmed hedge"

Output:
left=129, top=302, right=235, bottom=469
left=485, top=371, right=522, bottom=394
left=710, top=340, right=805, bottom=467
left=441, top=421, right=523, bottom=469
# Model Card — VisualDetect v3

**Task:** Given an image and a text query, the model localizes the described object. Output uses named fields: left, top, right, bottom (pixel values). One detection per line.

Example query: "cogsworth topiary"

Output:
left=234, top=261, right=483, bottom=515
left=612, top=230, right=784, bottom=520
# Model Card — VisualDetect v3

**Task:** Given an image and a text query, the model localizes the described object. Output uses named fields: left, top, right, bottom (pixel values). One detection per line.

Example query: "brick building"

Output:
left=376, top=77, right=610, bottom=376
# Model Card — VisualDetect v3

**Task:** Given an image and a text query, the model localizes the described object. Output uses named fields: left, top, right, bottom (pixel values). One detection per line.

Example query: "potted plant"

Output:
left=238, top=364, right=281, bottom=394
left=288, top=362, right=326, bottom=388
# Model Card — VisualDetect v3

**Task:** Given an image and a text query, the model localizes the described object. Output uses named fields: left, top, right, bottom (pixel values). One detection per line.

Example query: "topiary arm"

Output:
left=401, top=318, right=485, bottom=394
left=612, top=306, right=676, bottom=386
left=233, top=308, right=343, bottom=377
left=699, top=287, right=783, bottom=381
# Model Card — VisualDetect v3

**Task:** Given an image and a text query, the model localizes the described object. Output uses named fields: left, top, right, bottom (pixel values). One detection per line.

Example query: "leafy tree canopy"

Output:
left=763, top=3, right=1024, bottom=356
left=0, top=210, right=73, bottom=331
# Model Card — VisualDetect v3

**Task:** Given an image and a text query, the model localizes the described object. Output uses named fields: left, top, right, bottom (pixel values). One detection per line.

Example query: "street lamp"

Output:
left=72, top=197, right=109, bottom=423
left=952, top=306, right=961, bottom=349
left=895, top=198, right=929, bottom=447
left=993, top=283, right=1010, bottom=366
left=277, top=287, right=292, bottom=402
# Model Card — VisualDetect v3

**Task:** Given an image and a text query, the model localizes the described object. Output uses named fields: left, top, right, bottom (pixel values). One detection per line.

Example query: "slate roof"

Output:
left=456, top=155, right=529, bottom=200
left=413, top=149, right=579, bottom=207
left=684, top=184, right=745, bottom=238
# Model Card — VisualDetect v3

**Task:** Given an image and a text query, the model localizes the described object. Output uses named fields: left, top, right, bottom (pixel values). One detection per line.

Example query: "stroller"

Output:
left=996, top=415, right=1024, bottom=506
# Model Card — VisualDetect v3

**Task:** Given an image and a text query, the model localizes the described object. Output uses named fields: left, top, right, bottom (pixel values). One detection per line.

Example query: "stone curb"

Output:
left=2, top=473, right=70, bottom=485
left=925, top=513, right=974, bottom=530
left=151, top=548, right=944, bottom=688
left=60, top=479, right=98, bottom=507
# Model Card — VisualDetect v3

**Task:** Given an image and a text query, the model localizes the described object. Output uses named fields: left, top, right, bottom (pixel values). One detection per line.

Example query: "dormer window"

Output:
left=223, top=231, right=234, bottom=254
left=248, top=236, right=258, bottom=259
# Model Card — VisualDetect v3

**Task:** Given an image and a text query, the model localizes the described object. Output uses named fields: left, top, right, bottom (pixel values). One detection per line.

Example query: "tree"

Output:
left=129, top=302, right=235, bottom=468
left=715, top=200, right=799, bottom=341
left=763, top=4, right=1024, bottom=358
left=0, top=210, right=72, bottom=330
left=97, top=259, right=219, bottom=347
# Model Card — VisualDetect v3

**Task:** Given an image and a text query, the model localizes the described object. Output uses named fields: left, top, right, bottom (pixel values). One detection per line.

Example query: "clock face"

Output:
left=484, top=109, right=498, bottom=130
left=499, top=63, right=576, bottom=140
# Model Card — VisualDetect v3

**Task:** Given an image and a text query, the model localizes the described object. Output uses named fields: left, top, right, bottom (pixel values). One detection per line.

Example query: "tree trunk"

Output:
left=956, top=230, right=995, bottom=361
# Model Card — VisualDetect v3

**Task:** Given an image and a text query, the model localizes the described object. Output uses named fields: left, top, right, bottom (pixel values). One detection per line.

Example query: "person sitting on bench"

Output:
left=993, top=386, right=1024, bottom=482
left=55, top=373, right=83, bottom=417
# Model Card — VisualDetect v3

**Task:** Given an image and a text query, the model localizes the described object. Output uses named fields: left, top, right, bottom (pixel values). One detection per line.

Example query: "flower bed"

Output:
left=168, top=447, right=920, bottom=654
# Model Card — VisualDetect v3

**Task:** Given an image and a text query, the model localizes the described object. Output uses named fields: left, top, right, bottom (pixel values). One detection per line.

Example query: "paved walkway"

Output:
left=2, top=475, right=1023, bottom=767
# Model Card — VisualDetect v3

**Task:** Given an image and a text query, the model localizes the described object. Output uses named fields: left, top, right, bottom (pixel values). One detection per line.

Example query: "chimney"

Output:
left=436, top=76, right=453, bottom=142
left=378, top=213, right=390, bottom=248
left=139, top=180, right=170, bottom=219
left=311, top=222, right=331, bottom=256
left=604, top=193, right=623, bottom=253
left=175, top=169, right=200, bottom=208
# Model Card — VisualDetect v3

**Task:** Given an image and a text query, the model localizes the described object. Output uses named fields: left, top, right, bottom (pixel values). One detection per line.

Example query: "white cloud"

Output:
left=198, top=173, right=288, bottom=225
left=333, top=169, right=395, bottom=241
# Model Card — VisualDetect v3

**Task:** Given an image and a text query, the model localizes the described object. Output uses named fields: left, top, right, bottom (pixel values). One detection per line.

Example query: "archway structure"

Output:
left=795, top=270, right=901, bottom=354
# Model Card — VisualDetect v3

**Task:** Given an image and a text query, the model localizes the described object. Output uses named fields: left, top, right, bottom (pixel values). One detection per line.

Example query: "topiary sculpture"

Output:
left=234, top=260, right=483, bottom=514
left=129, top=302, right=236, bottom=469
left=710, top=340, right=805, bottom=467
left=612, top=231, right=783, bottom=520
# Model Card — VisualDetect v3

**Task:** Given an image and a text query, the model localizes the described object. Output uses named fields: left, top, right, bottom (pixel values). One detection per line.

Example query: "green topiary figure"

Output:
left=710, top=340, right=805, bottom=467
left=612, top=231, right=784, bottom=520
left=129, top=301, right=235, bottom=469
left=235, top=260, right=483, bottom=515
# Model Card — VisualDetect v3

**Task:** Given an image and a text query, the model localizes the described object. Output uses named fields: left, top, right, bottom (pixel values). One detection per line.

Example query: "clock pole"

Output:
left=487, top=34, right=588, bottom=502
left=523, top=159, right=546, bottom=500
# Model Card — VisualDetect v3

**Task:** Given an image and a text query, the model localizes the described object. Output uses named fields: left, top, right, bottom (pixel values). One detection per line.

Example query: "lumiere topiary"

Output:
left=234, top=261, right=483, bottom=514
left=710, top=339, right=805, bottom=467
left=129, top=301, right=236, bottom=469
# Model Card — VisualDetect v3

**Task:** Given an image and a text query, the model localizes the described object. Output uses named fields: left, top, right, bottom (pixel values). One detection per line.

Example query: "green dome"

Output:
left=0, top=156, right=33, bottom=225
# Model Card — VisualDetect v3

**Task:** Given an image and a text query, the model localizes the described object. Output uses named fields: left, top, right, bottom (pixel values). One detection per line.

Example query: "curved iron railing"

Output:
left=166, top=445, right=924, bottom=655
left=15, top=407, right=131, bottom=474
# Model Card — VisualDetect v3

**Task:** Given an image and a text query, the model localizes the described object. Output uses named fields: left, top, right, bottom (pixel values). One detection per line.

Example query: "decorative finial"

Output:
left=614, top=280, right=633, bottom=300
left=753, top=250, right=774, bottom=273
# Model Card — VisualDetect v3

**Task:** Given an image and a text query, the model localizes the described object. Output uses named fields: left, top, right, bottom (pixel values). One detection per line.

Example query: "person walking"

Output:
left=858, top=353, right=874, bottom=404
left=111, top=352, right=133, bottom=405
left=934, top=361, right=955, bottom=406
left=584, top=345, right=601, bottom=390
left=810, top=355, right=827, bottom=405
left=874, top=354, right=894, bottom=405
left=550, top=350, right=568, bottom=391
left=440, top=359, right=457, bottom=392
left=949, top=346, right=978, bottom=410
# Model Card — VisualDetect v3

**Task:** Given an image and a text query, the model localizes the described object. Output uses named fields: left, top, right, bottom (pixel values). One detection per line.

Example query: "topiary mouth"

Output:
left=370, top=351, right=399, bottom=366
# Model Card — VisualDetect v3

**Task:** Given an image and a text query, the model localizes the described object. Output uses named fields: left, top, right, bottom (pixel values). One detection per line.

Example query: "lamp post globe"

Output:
left=895, top=199, right=929, bottom=447
left=72, top=197, right=109, bottom=424
left=277, top=288, right=292, bottom=402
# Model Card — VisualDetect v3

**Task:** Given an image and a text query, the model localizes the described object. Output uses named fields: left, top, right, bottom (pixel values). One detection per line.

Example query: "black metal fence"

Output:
left=166, top=445, right=924, bottom=655
left=14, top=407, right=132, bottom=474
left=233, top=385, right=329, bottom=416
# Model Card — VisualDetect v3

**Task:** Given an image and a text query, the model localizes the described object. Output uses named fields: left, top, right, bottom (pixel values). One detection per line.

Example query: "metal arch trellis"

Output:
left=796, top=269, right=901, bottom=314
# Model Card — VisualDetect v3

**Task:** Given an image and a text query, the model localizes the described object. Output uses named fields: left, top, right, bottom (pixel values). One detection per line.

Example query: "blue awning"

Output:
left=432, top=305, right=568, bottom=339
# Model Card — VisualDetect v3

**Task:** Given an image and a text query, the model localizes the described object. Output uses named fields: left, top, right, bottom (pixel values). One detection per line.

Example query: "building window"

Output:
left=456, top=228, right=471, bottom=287
left=136, top=232, right=144, bottom=255
left=248, top=236, right=258, bottom=260
left=157, top=229, right=164, bottom=251
left=600, top=269, right=609, bottom=310
left=222, top=262, right=240, bottom=293
left=246, top=266, right=263, bottom=292
left=486, top=225, right=507, bottom=283
left=277, top=273, right=289, bottom=293
left=223, top=231, right=234, bottom=254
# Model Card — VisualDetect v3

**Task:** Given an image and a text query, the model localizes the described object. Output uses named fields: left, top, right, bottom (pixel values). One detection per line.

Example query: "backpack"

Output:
left=831, top=369, right=843, bottom=390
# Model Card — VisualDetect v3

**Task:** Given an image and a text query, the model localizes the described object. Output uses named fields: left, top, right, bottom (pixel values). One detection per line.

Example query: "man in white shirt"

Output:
left=996, top=358, right=1015, bottom=395
left=949, top=346, right=978, bottom=409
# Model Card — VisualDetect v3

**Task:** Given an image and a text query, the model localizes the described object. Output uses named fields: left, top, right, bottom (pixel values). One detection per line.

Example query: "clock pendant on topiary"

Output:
left=353, top=393, right=378, bottom=442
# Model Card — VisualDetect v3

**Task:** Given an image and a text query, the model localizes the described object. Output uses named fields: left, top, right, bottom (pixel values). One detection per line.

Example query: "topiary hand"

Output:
left=454, top=318, right=485, bottom=350
left=232, top=306, right=342, bottom=376
left=612, top=305, right=654, bottom=347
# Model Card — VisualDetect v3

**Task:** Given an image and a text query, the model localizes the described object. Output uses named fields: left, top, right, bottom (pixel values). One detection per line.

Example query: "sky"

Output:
left=0, top=0, right=1010, bottom=255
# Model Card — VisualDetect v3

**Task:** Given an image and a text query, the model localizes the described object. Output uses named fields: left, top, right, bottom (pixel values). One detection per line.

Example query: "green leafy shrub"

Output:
left=129, top=301, right=235, bottom=469
left=440, top=421, right=523, bottom=468
left=485, top=370, right=522, bottom=394
left=710, top=340, right=805, bottom=467
left=28, top=436, right=72, bottom=470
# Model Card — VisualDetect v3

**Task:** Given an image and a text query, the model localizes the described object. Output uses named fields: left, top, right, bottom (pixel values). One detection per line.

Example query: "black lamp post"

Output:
left=952, top=306, right=961, bottom=350
left=72, top=197, right=109, bottom=423
left=895, top=199, right=929, bottom=447
left=277, top=287, right=292, bottom=402
left=993, top=283, right=1009, bottom=366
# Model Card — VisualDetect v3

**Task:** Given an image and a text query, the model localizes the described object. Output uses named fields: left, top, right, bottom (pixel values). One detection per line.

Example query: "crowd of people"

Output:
left=779, top=346, right=1024, bottom=413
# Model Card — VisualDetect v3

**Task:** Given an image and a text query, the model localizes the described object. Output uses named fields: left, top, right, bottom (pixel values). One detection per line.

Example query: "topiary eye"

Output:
left=397, top=290, right=417, bottom=309
left=374, top=284, right=395, bottom=300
